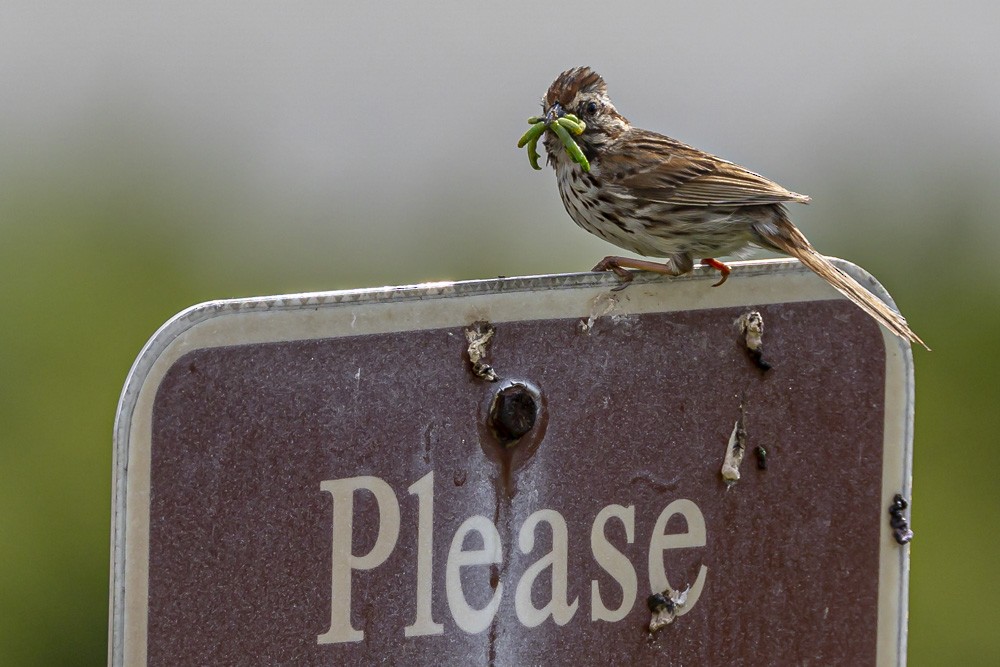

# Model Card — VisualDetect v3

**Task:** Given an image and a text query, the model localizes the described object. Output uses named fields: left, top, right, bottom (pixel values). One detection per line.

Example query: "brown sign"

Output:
left=110, top=259, right=913, bottom=665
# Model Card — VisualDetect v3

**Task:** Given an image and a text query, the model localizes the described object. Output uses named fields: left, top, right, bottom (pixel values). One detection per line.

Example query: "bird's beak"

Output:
left=544, top=102, right=564, bottom=125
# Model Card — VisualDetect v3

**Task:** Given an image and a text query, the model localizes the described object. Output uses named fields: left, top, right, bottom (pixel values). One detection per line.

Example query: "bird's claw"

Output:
left=592, top=257, right=635, bottom=290
left=701, top=258, right=731, bottom=287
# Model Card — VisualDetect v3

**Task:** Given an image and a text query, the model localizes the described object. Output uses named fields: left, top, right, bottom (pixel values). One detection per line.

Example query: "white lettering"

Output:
left=405, top=472, right=443, bottom=637
left=590, top=504, right=637, bottom=622
left=315, top=472, right=713, bottom=641
left=446, top=516, right=503, bottom=634
left=515, top=509, right=579, bottom=627
left=648, top=499, right=707, bottom=616
left=317, top=476, right=401, bottom=644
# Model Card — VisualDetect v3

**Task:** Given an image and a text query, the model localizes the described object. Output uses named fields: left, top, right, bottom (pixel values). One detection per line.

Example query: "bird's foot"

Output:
left=592, top=256, right=682, bottom=292
left=701, top=258, right=731, bottom=287
left=592, top=256, right=635, bottom=290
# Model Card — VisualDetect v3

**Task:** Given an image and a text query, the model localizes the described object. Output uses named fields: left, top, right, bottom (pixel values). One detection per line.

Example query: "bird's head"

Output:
left=542, top=67, right=630, bottom=160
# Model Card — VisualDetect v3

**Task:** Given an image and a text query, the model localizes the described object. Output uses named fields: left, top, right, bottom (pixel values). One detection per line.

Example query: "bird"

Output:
left=537, top=66, right=927, bottom=350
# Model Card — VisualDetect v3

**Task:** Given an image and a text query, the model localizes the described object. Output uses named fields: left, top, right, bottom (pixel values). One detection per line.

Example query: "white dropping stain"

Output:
left=736, top=311, right=764, bottom=352
left=465, top=323, right=499, bottom=381
left=720, top=419, right=747, bottom=484
left=648, top=584, right=690, bottom=633
left=579, top=292, right=619, bottom=332
left=350, top=312, right=357, bottom=328
left=610, top=313, right=636, bottom=325
left=354, top=367, right=362, bottom=391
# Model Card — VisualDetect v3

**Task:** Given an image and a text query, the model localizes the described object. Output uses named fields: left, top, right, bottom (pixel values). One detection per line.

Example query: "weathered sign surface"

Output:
left=110, top=258, right=913, bottom=665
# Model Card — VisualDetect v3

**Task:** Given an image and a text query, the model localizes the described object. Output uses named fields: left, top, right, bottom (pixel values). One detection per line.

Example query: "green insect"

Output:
left=517, top=113, right=590, bottom=172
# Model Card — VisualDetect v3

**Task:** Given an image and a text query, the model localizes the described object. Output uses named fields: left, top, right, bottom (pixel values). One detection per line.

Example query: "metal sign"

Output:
left=109, top=258, right=913, bottom=665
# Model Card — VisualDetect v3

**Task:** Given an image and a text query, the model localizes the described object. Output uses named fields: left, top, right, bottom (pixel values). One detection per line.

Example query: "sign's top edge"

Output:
left=112, top=257, right=900, bottom=435
left=165, top=256, right=897, bottom=325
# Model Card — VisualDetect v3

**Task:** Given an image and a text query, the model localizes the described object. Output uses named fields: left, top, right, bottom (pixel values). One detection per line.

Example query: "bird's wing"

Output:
left=600, top=130, right=810, bottom=206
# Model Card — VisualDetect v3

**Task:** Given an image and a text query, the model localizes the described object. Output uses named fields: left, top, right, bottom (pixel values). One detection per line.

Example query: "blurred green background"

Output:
left=2, top=2, right=998, bottom=664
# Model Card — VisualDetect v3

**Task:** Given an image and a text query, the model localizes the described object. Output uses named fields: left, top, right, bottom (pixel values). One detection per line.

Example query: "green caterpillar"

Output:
left=517, top=114, right=589, bottom=172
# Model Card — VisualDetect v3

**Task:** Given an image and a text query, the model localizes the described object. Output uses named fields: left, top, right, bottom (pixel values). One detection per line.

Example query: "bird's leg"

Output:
left=592, top=256, right=684, bottom=291
left=701, top=258, right=731, bottom=287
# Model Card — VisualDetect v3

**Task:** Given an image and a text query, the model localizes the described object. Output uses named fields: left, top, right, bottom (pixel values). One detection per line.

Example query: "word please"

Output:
left=318, top=472, right=708, bottom=644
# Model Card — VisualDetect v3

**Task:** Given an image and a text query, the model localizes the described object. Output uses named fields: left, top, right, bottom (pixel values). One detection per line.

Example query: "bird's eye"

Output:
left=584, top=101, right=598, bottom=115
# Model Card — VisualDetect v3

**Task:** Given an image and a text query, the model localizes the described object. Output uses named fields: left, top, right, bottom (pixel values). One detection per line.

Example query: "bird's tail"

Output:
left=759, top=218, right=929, bottom=350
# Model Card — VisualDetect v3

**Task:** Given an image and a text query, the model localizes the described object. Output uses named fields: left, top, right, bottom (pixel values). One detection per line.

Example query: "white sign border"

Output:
left=109, top=258, right=913, bottom=666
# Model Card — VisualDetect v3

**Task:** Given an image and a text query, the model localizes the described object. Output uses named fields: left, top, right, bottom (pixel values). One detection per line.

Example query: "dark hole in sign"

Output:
left=489, top=384, right=538, bottom=444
